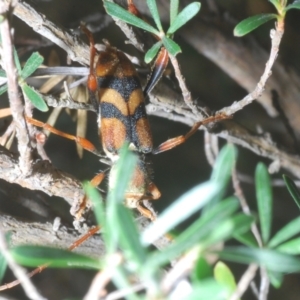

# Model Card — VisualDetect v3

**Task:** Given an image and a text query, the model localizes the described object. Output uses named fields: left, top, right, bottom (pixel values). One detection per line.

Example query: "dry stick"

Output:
left=231, top=168, right=263, bottom=299
left=0, top=1, right=32, bottom=175
left=3, top=0, right=90, bottom=65
left=83, top=253, right=123, bottom=300
left=230, top=264, right=258, bottom=300
left=0, top=231, right=46, bottom=300
left=232, top=168, right=262, bottom=247
left=259, top=268, right=270, bottom=300
left=168, top=54, right=206, bottom=119
left=219, top=19, right=284, bottom=116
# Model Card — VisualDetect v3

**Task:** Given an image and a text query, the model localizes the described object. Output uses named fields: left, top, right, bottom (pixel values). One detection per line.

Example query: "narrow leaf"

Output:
left=21, top=83, right=48, bottom=112
left=170, top=0, right=179, bottom=24
left=0, top=84, right=8, bottom=96
left=21, top=52, right=44, bottom=79
left=0, top=251, right=7, bottom=284
left=115, top=205, right=147, bottom=268
left=185, top=279, right=230, bottom=300
left=141, top=181, right=220, bottom=246
left=284, top=0, right=300, bottom=12
left=106, top=146, right=137, bottom=253
left=145, top=41, right=162, bottom=63
left=234, top=14, right=278, bottom=37
left=145, top=198, right=239, bottom=268
left=214, top=262, right=237, bottom=297
left=0, top=69, right=6, bottom=77
left=276, top=238, right=300, bottom=254
left=147, top=0, right=163, bottom=31
left=104, top=1, right=160, bottom=35
left=234, top=231, right=259, bottom=248
left=167, top=2, right=201, bottom=35
left=268, top=0, right=281, bottom=11
left=192, top=256, right=213, bottom=283
left=83, top=182, right=108, bottom=244
left=283, top=175, right=300, bottom=210
left=255, top=163, right=272, bottom=244
left=269, top=216, right=300, bottom=248
left=13, top=48, right=22, bottom=74
left=218, top=246, right=300, bottom=273
left=162, top=36, right=181, bottom=56
left=268, top=270, right=283, bottom=288
left=10, top=246, right=101, bottom=269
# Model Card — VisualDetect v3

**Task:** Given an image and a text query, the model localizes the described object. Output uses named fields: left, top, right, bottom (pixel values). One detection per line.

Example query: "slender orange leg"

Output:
left=153, top=113, right=231, bottom=154
left=26, top=116, right=101, bottom=156
left=75, top=172, right=107, bottom=220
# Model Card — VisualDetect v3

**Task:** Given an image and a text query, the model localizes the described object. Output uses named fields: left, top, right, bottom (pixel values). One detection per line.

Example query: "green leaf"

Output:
left=276, top=238, right=300, bottom=254
left=21, top=83, right=48, bottom=112
left=167, top=2, right=201, bottom=35
left=147, top=0, right=163, bottom=32
left=269, top=0, right=281, bottom=11
left=10, top=246, right=101, bottom=269
left=0, top=69, right=6, bottom=77
left=255, top=163, right=272, bottom=244
left=115, top=204, right=147, bottom=269
left=0, top=84, right=8, bottom=96
left=284, top=0, right=300, bottom=12
left=107, top=146, right=137, bottom=205
left=231, top=214, right=255, bottom=236
left=268, top=216, right=300, bottom=248
left=84, top=182, right=105, bottom=228
left=0, top=250, right=7, bottom=284
left=106, top=146, right=137, bottom=253
left=214, top=262, right=237, bottom=297
left=234, top=14, right=278, bottom=37
left=141, top=181, right=221, bottom=246
left=103, top=1, right=160, bottom=35
left=185, top=279, right=230, bottom=300
left=145, top=198, right=239, bottom=268
left=218, top=246, right=300, bottom=273
left=283, top=175, right=300, bottom=210
left=162, top=36, right=181, bottom=56
left=201, top=214, right=254, bottom=248
left=234, top=231, right=259, bottom=248
left=210, top=144, right=236, bottom=188
left=21, top=52, right=44, bottom=79
left=145, top=41, right=162, bottom=63
left=192, top=256, right=213, bottom=282
left=170, top=0, right=179, bottom=24
left=13, top=48, right=22, bottom=75
left=268, top=270, right=283, bottom=288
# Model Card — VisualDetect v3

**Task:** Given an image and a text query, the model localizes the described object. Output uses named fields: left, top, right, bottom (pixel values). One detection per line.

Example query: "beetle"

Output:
left=80, top=24, right=170, bottom=221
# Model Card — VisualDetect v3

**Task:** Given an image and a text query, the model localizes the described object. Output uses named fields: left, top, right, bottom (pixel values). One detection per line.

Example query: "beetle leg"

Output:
left=81, top=24, right=99, bottom=111
left=143, top=47, right=169, bottom=96
left=153, top=113, right=231, bottom=154
left=26, top=116, right=101, bottom=156
left=136, top=201, right=156, bottom=221
left=148, top=182, right=161, bottom=200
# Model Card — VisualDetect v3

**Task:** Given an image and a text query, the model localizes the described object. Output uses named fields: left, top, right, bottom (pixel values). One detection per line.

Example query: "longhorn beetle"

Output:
left=26, top=1, right=229, bottom=221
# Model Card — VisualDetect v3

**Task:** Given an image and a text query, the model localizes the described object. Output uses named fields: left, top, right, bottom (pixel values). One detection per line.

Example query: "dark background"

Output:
left=1, top=0, right=300, bottom=299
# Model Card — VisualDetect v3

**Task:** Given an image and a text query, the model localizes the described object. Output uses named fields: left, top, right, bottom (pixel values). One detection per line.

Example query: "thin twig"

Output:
left=84, top=253, right=123, bottom=300
left=0, top=1, right=33, bottom=175
left=219, top=20, right=284, bottom=116
left=259, top=268, right=270, bottom=300
left=0, top=230, right=46, bottom=300
left=230, top=264, right=258, bottom=300
left=168, top=54, right=206, bottom=119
